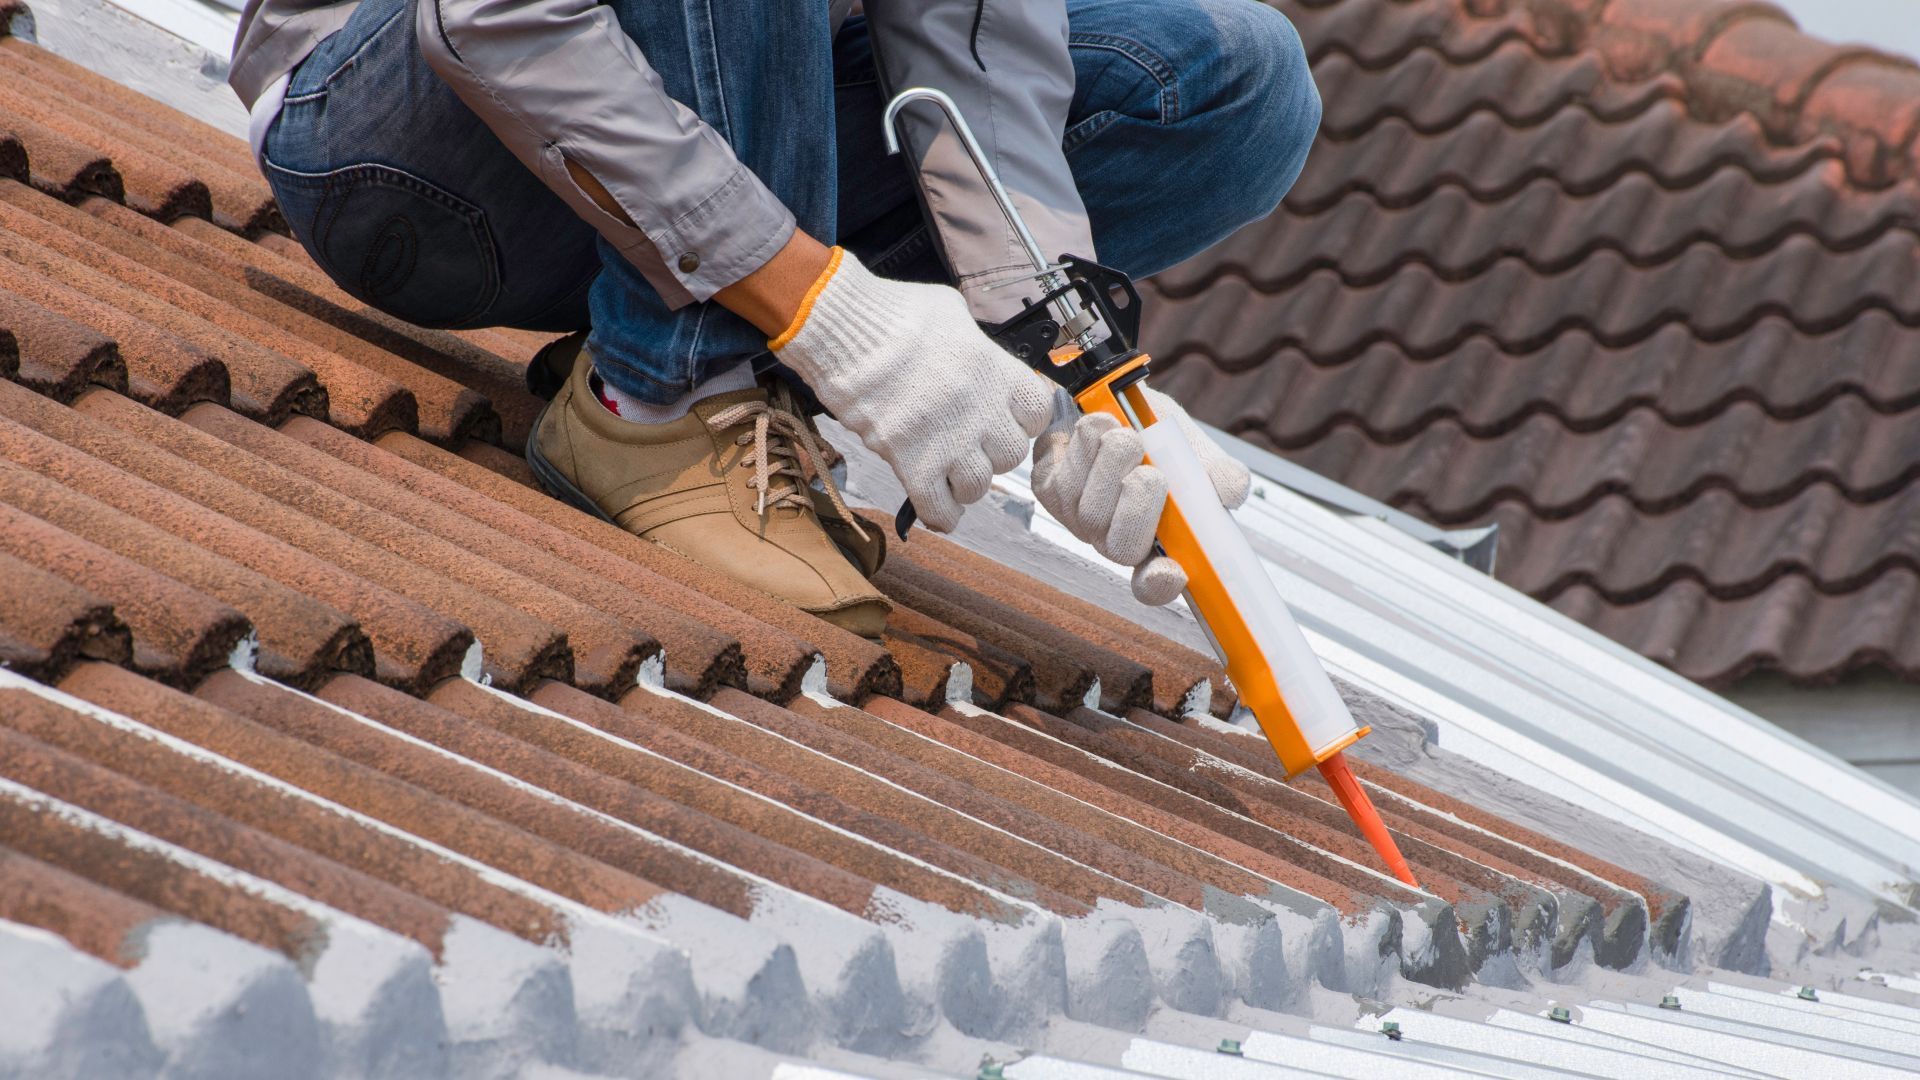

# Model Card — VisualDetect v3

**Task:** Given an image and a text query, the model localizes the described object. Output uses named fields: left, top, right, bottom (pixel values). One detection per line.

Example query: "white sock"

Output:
left=590, top=362, right=758, bottom=424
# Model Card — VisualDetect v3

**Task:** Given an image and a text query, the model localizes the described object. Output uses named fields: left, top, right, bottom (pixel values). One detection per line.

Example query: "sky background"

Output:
left=1773, top=0, right=1920, bottom=61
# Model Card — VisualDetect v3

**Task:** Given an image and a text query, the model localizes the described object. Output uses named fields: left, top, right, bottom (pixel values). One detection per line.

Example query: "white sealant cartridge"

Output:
left=1137, top=414, right=1365, bottom=769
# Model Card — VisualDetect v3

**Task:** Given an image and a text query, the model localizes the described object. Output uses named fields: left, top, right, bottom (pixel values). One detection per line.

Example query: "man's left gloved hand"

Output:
left=1030, top=386, right=1251, bottom=605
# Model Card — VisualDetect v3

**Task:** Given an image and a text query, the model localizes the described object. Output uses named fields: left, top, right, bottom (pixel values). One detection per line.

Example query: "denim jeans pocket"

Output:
left=264, top=160, right=501, bottom=329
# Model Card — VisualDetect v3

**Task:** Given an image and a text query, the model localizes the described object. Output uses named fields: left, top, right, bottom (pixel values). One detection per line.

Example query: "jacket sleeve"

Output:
left=864, top=0, right=1095, bottom=322
left=415, top=0, right=796, bottom=308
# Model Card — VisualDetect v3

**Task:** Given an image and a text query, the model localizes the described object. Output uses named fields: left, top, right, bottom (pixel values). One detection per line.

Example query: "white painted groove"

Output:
left=0, top=670, right=701, bottom=1080
left=1676, top=985, right=1920, bottom=1044
left=0, top=779, right=418, bottom=1079
left=238, top=671, right=915, bottom=1052
left=1578, top=1000, right=1920, bottom=1078
left=1479, top=1008, right=1773, bottom=1077
left=1003, top=1058, right=1152, bottom=1079
left=1247, top=1025, right=1577, bottom=1079
left=1336, top=1009, right=1725, bottom=1080
left=1116, top=1035, right=1357, bottom=1078
left=1728, top=981, right=1920, bottom=1027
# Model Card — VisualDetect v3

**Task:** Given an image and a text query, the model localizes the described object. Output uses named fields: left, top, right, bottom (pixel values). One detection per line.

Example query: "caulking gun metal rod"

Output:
left=882, top=87, right=1054, bottom=276
left=881, top=87, right=1089, bottom=343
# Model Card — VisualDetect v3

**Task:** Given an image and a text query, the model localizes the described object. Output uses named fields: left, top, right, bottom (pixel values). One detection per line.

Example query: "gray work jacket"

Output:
left=230, top=0, right=1093, bottom=321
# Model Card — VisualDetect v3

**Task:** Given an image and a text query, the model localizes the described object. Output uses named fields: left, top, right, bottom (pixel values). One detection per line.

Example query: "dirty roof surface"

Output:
left=1143, top=0, right=1920, bottom=688
left=2, top=8, right=1920, bottom=1077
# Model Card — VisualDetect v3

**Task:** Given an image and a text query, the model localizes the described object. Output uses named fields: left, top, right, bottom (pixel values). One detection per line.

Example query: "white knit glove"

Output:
left=1031, top=386, right=1251, bottom=605
left=772, top=248, right=1054, bottom=531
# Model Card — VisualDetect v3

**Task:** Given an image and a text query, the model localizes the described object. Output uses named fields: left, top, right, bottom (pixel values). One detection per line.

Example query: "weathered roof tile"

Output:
left=0, top=288, right=124, bottom=402
left=0, top=549, right=129, bottom=679
left=0, top=382, right=474, bottom=690
left=0, top=502, right=249, bottom=686
left=0, top=459, right=371, bottom=687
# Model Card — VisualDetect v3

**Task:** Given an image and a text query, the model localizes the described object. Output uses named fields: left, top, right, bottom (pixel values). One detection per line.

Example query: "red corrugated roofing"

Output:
left=1143, top=0, right=1920, bottom=686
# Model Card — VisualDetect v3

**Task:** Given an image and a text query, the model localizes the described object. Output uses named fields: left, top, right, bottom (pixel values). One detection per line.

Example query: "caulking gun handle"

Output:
left=894, top=499, right=917, bottom=540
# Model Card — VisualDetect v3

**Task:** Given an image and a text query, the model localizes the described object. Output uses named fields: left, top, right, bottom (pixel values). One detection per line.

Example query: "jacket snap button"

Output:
left=677, top=251, right=701, bottom=273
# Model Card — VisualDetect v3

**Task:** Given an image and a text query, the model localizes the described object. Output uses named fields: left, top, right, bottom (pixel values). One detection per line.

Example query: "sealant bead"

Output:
left=1549, top=1006, right=1572, bottom=1023
left=1659, top=994, right=1683, bottom=1010
left=1217, top=1039, right=1244, bottom=1056
left=1798, top=986, right=1819, bottom=1001
left=1381, top=1020, right=1402, bottom=1041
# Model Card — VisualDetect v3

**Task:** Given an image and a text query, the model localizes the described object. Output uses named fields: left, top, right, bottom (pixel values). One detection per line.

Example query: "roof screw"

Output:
left=1217, top=1039, right=1243, bottom=1056
left=977, top=1058, right=1004, bottom=1080
left=1381, top=1020, right=1403, bottom=1041
left=1798, top=986, right=1819, bottom=1002
left=1659, top=994, right=1682, bottom=1010
left=1549, top=1006, right=1572, bottom=1024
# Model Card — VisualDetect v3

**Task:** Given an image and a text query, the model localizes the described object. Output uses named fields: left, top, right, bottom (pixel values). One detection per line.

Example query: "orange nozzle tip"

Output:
left=1318, top=753, right=1420, bottom=889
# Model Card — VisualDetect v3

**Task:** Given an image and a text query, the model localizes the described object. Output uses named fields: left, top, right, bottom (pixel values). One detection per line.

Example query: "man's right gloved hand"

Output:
left=772, top=247, right=1054, bottom=531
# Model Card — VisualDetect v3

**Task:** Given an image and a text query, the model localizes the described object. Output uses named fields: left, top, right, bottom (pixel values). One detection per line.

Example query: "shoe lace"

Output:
left=707, top=385, right=871, bottom=543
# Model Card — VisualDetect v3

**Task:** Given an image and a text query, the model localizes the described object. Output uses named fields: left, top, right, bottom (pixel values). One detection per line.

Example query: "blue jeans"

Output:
left=262, top=0, right=1319, bottom=405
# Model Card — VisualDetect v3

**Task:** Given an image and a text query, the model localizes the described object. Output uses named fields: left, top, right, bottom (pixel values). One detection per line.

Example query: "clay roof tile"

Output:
left=0, top=459, right=372, bottom=687
left=0, top=502, right=250, bottom=687
left=0, top=382, right=474, bottom=689
left=0, top=253, right=227, bottom=413
left=0, top=288, right=124, bottom=402
left=0, top=549, right=130, bottom=678
left=1794, top=58, right=1920, bottom=185
left=1588, top=0, right=1791, bottom=82
left=0, top=722, right=456, bottom=955
left=0, top=843, right=170, bottom=968
left=0, top=73, right=208, bottom=221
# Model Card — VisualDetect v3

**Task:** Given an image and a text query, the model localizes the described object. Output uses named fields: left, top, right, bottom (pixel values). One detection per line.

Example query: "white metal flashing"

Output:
left=991, top=451, right=1920, bottom=906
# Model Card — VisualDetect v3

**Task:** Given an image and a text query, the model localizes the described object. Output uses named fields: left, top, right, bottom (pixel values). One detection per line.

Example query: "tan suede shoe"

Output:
left=526, top=350, right=891, bottom=638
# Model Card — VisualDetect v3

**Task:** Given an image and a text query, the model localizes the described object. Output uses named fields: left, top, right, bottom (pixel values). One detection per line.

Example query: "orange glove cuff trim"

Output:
left=768, top=245, right=845, bottom=352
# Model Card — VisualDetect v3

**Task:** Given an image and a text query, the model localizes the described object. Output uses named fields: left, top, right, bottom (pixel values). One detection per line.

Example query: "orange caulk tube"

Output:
left=1073, top=362, right=1420, bottom=888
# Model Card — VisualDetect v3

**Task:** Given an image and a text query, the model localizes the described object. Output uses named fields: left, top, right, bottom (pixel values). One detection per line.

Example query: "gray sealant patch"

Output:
left=123, top=920, right=325, bottom=1080
left=433, top=915, right=579, bottom=1079
left=0, top=920, right=164, bottom=1080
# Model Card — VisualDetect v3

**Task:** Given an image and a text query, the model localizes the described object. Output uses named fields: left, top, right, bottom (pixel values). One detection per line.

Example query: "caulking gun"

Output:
left=883, top=87, right=1420, bottom=888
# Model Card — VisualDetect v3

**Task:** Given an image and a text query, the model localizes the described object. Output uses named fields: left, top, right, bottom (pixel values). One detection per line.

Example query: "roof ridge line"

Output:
left=1477, top=0, right=1920, bottom=188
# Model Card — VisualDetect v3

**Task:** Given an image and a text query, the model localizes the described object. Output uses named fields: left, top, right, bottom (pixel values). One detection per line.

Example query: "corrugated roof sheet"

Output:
left=1, top=7, right=1918, bottom=1077
left=1142, top=0, right=1920, bottom=686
